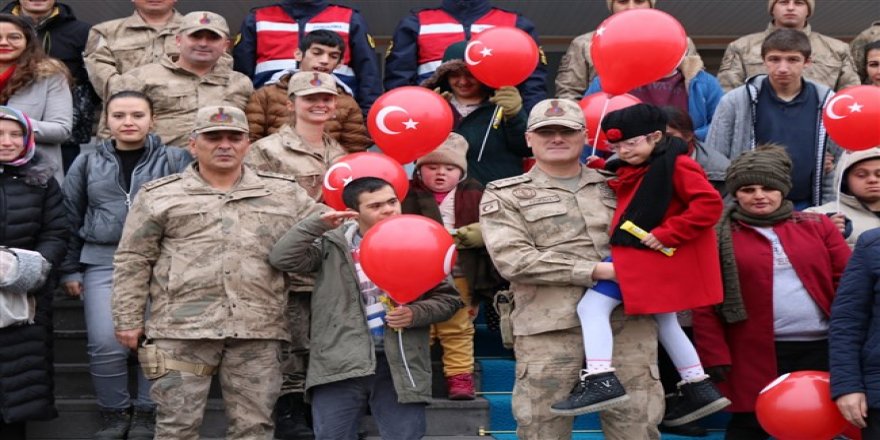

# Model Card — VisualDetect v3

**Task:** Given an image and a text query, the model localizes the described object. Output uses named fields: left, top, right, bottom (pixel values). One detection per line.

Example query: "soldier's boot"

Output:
left=549, top=369, right=630, bottom=416
left=274, top=392, right=314, bottom=440
left=93, top=408, right=130, bottom=440
left=127, top=407, right=156, bottom=440
left=662, top=376, right=731, bottom=427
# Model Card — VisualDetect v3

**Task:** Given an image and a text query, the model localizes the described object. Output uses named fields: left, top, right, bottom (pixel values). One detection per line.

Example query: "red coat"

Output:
left=692, top=212, right=851, bottom=412
left=609, top=155, right=724, bottom=315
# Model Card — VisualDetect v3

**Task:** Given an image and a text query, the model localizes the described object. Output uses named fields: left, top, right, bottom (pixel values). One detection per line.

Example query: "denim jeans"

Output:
left=83, top=264, right=153, bottom=410
left=310, top=352, right=426, bottom=440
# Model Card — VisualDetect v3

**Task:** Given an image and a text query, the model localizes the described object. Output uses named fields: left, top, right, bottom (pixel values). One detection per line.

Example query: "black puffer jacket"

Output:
left=0, top=152, right=66, bottom=423
left=60, top=135, right=191, bottom=277
left=2, top=1, right=97, bottom=144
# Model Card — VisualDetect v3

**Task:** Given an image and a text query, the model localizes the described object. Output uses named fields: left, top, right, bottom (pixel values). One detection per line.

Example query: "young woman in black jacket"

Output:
left=0, top=105, right=67, bottom=440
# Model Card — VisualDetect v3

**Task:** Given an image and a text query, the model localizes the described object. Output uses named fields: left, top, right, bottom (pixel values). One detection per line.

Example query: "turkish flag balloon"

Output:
left=755, top=371, right=848, bottom=440
left=368, top=87, right=454, bottom=164
left=840, top=423, right=862, bottom=440
left=360, top=215, right=457, bottom=305
left=823, top=85, right=880, bottom=152
left=579, top=92, right=642, bottom=151
left=321, top=152, right=410, bottom=211
left=464, top=26, right=539, bottom=88
left=591, top=9, right=687, bottom=95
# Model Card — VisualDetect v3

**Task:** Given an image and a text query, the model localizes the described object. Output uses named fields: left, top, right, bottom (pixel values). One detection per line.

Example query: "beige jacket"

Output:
left=850, top=21, right=880, bottom=84
left=807, top=147, right=880, bottom=248
left=112, top=164, right=322, bottom=341
left=555, top=33, right=700, bottom=100
left=246, top=125, right=347, bottom=201
left=479, top=166, right=617, bottom=336
left=109, top=56, right=254, bottom=147
left=717, top=23, right=860, bottom=92
left=84, top=10, right=185, bottom=100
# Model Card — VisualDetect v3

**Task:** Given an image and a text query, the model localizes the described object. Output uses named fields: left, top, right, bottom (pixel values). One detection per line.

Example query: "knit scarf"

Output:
left=715, top=200, right=794, bottom=323
left=607, top=137, right=688, bottom=249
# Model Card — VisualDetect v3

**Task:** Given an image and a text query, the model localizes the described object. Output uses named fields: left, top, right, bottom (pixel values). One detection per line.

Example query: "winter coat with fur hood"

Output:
left=0, top=151, right=67, bottom=424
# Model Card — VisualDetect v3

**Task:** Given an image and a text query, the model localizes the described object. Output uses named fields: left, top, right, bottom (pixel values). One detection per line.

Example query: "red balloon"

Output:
left=321, top=152, right=409, bottom=211
left=360, top=215, right=457, bottom=304
left=464, top=26, right=539, bottom=89
left=840, top=423, right=862, bottom=440
left=368, top=87, right=454, bottom=164
left=590, top=9, right=688, bottom=95
left=755, top=371, right=848, bottom=440
left=823, top=85, right=880, bottom=152
left=579, top=92, right=642, bottom=151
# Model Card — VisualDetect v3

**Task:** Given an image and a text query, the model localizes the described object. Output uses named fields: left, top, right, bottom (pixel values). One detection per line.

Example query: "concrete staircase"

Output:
left=29, top=297, right=733, bottom=439
left=27, top=298, right=490, bottom=439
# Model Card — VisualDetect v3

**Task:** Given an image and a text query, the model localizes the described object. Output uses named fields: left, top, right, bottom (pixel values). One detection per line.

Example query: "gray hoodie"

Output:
left=706, top=74, right=841, bottom=206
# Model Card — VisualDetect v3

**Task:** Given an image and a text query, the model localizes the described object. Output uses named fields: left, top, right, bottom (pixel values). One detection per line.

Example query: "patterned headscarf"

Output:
left=0, top=106, right=35, bottom=167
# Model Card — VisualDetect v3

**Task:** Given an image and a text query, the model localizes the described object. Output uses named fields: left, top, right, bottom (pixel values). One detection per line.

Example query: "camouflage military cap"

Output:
left=288, top=71, right=338, bottom=97
left=179, top=11, right=229, bottom=38
left=527, top=99, right=585, bottom=131
left=192, top=106, right=248, bottom=134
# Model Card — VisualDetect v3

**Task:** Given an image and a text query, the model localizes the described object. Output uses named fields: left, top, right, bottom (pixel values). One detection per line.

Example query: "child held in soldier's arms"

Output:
left=551, top=104, right=730, bottom=428
left=401, top=132, right=500, bottom=401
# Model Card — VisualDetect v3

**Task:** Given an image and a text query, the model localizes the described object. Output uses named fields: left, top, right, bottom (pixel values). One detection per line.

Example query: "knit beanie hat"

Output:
left=768, top=0, right=814, bottom=17
left=416, top=132, right=468, bottom=173
left=606, top=0, right=656, bottom=11
left=0, top=106, right=35, bottom=167
left=724, top=144, right=793, bottom=196
left=601, top=103, right=667, bottom=143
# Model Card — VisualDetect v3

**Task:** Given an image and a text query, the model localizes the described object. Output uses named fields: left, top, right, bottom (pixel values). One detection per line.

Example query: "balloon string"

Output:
left=591, top=98, right=612, bottom=157
left=478, top=105, right=503, bottom=162
left=835, top=152, right=849, bottom=214
left=399, top=330, right=416, bottom=388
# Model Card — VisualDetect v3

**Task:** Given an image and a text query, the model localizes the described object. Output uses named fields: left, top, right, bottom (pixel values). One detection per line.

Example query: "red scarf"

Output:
left=0, top=65, right=16, bottom=98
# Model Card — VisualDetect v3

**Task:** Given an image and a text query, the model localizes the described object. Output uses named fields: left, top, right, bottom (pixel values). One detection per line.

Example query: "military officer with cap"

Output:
left=479, top=98, right=664, bottom=439
left=109, top=11, right=253, bottom=147
left=112, top=105, right=323, bottom=439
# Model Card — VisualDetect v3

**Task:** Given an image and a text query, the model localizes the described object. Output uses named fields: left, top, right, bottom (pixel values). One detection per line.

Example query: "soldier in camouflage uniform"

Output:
left=850, top=22, right=880, bottom=84
left=245, top=70, right=347, bottom=439
left=716, top=0, right=860, bottom=92
left=480, top=98, right=663, bottom=440
left=111, top=106, right=323, bottom=440
left=109, top=11, right=253, bottom=147
left=84, top=0, right=184, bottom=101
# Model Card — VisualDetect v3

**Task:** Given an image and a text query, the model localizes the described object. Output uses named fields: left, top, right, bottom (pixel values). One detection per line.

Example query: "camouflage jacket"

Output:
left=84, top=9, right=185, bottom=100
left=111, top=164, right=321, bottom=341
left=479, top=166, right=617, bottom=336
left=246, top=125, right=347, bottom=201
left=109, top=55, right=254, bottom=147
left=245, top=125, right=347, bottom=292
left=717, top=23, right=860, bottom=92
left=555, top=33, right=700, bottom=100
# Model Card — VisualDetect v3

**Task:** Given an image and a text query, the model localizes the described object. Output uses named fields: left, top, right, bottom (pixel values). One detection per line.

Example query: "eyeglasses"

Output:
left=608, top=135, right=647, bottom=150
left=532, top=127, right=584, bottom=138
left=0, top=33, right=24, bottom=44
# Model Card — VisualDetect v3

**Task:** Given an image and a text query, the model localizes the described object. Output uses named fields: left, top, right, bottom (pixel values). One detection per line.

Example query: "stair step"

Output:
left=26, top=398, right=228, bottom=439
left=26, top=397, right=487, bottom=439
left=52, top=299, right=85, bottom=331
left=491, top=433, right=727, bottom=440
left=476, top=358, right=515, bottom=392
left=53, top=330, right=89, bottom=364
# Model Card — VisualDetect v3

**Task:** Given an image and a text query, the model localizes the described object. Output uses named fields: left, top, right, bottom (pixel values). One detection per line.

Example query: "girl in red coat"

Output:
left=551, top=104, right=729, bottom=426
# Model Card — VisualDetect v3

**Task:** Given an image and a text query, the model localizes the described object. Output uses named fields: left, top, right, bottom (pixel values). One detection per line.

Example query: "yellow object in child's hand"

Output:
left=620, top=221, right=675, bottom=257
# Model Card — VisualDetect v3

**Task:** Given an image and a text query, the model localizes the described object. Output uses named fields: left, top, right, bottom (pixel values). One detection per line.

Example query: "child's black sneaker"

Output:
left=663, top=377, right=731, bottom=427
left=549, top=369, right=630, bottom=416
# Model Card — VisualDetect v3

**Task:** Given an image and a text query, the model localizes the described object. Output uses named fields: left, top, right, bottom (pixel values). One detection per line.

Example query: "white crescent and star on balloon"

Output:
left=375, top=105, right=419, bottom=135
left=323, top=162, right=353, bottom=191
left=465, top=40, right=493, bottom=66
left=825, top=94, right=863, bottom=120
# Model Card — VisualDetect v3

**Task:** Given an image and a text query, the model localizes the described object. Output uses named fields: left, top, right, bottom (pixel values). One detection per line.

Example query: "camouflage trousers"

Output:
left=512, top=311, right=663, bottom=440
left=151, top=338, right=282, bottom=440
left=281, top=292, right=310, bottom=395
